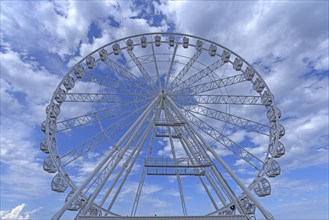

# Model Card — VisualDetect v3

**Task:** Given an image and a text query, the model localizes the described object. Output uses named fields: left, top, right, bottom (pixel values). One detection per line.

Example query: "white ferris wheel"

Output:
left=41, top=33, right=285, bottom=220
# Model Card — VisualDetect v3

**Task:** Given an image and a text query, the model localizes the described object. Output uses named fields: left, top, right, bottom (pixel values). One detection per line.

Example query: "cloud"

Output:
left=0, top=0, right=328, bottom=219
left=0, top=204, right=42, bottom=220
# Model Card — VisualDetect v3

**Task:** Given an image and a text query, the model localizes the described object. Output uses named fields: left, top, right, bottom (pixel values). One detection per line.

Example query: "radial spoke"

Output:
left=183, top=104, right=269, bottom=135
left=82, top=72, right=131, bottom=92
left=173, top=73, right=246, bottom=95
left=171, top=58, right=225, bottom=93
left=125, top=47, right=154, bottom=88
left=64, top=92, right=150, bottom=103
left=165, top=43, right=178, bottom=90
left=151, top=42, right=161, bottom=89
left=58, top=103, right=149, bottom=166
left=183, top=111, right=263, bottom=170
left=168, top=49, right=203, bottom=91
left=174, top=94, right=263, bottom=105
left=103, top=58, right=153, bottom=95
left=56, top=99, right=150, bottom=132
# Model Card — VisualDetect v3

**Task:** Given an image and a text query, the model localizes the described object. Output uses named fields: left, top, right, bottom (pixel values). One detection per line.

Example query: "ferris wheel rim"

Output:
left=42, top=32, right=284, bottom=218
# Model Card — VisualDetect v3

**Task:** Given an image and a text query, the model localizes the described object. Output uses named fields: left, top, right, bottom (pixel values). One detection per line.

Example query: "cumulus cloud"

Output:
left=0, top=0, right=328, bottom=219
left=0, top=204, right=42, bottom=220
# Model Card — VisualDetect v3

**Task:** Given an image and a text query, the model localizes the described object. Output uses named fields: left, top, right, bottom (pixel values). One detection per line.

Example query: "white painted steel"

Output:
left=42, top=33, right=284, bottom=220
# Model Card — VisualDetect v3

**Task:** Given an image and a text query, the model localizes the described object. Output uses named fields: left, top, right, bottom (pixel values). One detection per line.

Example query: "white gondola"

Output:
left=51, top=173, right=68, bottom=192
left=63, top=76, right=75, bottom=90
left=208, top=44, right=217, bottom=56
left=55, top=88, right=66, bottom=103
left=40, top=138, right=49, bottom=153
left=99, top=49, right=108, bottom=61
left=269, top=140, right=285, bottom=158
left=86, top=207, right=101, bottom=216
left=155, top=35, right=161, bottom=46
left=261, top=91, right=272, bottom=106
left=112, top=43, right=120, bottom=55
left=40, top=137, right=55, bottom=153
left=41, top=119, right=56, bottom=134
left=86, top=56, right=96, bottom=69
left=126, top=39, right=134, bottom=50
left=182, top=37, right=189, bottom=48
left=267, top=107, right=281, bottom=122
left=244, top=67, right=255, bottom=81
left=65, top=190, right=84, bottom=211
left=266, top=160, right=281, bottom=177
left=43, top=156, right=56, bottom=173
left=140, top=36, right=147, bottom=48
left=74, top=65, right=84, bottom=78
left=46, top=102, right=60, bottom=118
left=169, top=35, right=175, bottom=47
left=253, top=78, right=265, bottom=93
left=270, top=122, right=285, bottom=138
left=254, top=178, right=271, bottom=197
left=221, top=50, right=230, bottom=63
left=195, top=40, right=203, bottom=51
left=239, top=197, right=255, bottom=214
left=233, top=57, right=243, bottom=71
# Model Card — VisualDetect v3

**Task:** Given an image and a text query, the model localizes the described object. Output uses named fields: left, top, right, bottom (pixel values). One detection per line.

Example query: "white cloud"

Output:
left=0, top=0, right=328, bottom=219
left=0, top=204, right=42, bottom=220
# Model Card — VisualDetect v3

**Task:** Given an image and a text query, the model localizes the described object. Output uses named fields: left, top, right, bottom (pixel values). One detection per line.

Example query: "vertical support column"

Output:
left=163, top=106, right=187, bottom=216
left=80, top=98, right=160, bottom=215
left=167, top=96, right=274, bottom=220
left=166, top=107, right=226, bottom=210
left=131, top=128, right=157, bottom=216
left=51, top=97, right=159, bottom=220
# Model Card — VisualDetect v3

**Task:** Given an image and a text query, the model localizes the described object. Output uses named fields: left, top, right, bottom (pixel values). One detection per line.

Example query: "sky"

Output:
left=0, top=0, right=328, bottom=220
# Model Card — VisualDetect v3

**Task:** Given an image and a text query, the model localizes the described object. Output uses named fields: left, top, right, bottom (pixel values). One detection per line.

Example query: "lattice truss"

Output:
left=40, top=33, right=285, bottom=220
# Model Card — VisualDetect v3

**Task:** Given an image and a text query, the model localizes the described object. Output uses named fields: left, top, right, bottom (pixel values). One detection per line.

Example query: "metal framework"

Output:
left=41, top=33, right=285, bottom=220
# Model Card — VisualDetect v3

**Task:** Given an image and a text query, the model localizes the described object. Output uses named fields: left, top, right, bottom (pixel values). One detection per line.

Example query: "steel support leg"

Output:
left=167, top=96, right=274, bottom=220
left=51, top=97, right=159, bottom=220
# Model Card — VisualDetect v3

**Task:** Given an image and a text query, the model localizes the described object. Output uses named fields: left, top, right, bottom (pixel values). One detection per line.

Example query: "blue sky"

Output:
left=0, top=0, right=328, bottom=219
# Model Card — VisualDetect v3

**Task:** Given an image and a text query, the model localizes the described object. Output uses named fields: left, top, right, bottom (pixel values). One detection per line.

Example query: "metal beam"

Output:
left=164, top=106, right=187, bottom=216
left=166, top=96, right=274, bottom=220
left=58, top=104, right=147, bottom=166
left=106, top=108, right=161, bottom=211
left=51, top=97, right=160, bottom=220
left=80, top=98, right=160, bottom=215
left=165, top=43, right=178, bottom=91
left=173, top=74, right=246, bottom=95
left=184, top=105, right=269, bottom=135
left=174, top=94, right=263, bottom=105
left=183, top=111, right=263, bottom=170
left=65, top=93, right=148, bottom=103
left=125, top=48, right=153, bottom=86
left=171, top=58, right=225, bottom=92
left=151, top=42, right=161, bottom=89
left=169, top=49, right=203, bottom=91
left=56, top=101, right=148, bottom=132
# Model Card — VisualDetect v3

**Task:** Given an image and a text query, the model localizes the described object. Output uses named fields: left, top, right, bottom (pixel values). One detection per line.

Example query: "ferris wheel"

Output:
left=41, top=33, right=285, bottom=220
